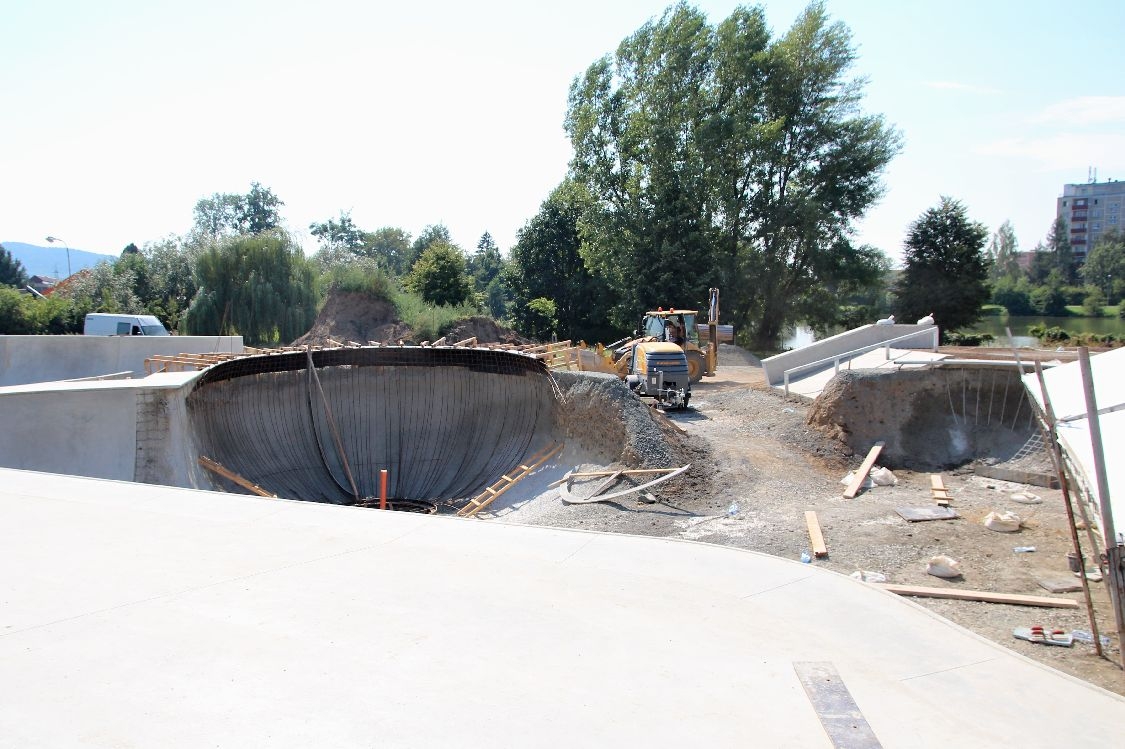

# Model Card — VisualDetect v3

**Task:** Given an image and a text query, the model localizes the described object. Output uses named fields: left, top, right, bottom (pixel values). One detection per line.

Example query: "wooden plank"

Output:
left=198, top=456, right=276, bottom=498
left=843, top=442, right=884, bottom=499
left=874, top=584, right=1080, bottom=609
left=585, top=470, right=624, bottom=500
left=805, top=511, right=828, bottom=558
left=930, top=474, right=946, bottom=492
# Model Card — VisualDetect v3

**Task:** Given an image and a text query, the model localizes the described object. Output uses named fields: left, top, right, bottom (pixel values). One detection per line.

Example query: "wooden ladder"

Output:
left=457, top=443, right=564, bottom=518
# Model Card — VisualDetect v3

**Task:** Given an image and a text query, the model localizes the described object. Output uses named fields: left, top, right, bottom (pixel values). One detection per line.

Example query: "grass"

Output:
left=390, top=287, right=480, bottom=341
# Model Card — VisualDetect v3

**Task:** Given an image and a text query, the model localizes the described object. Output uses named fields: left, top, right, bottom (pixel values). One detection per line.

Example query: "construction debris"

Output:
left=1013, top=626, right=1074, bottom=646
left=983, top=510, right=1023, bottom=533
left=925, top=555, right=963, bottom=578
left=804, top=511, right=828, bottom=558
left=876, top=584, right=1080, bottom=609
left=558, top=464, right=690, bottom=505
left=896, top=506, right=959, bottom=522
left=842, top=441, right=884, bottom=498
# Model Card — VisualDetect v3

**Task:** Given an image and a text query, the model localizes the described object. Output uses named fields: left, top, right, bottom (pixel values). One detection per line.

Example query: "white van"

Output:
left=83, top=313, right=171, bottom=336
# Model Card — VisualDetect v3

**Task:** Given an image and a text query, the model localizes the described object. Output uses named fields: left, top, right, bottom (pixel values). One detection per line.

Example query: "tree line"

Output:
left=7, top=3, right=1115, bottom=348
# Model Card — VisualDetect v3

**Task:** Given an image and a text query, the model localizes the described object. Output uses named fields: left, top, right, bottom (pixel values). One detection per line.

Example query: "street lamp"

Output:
left=45, top=236, right=71, bottom=278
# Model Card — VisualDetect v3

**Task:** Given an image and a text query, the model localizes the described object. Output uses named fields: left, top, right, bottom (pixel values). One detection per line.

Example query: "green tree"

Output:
left=191, top=183, right=284, bottom=240
left=987, top=220, right=1020, bottom=281
left=0, top=244, right=29, bottom=288
left=990, top=276, right=1034, bottom=315
left=1082, top=287, right=1107, bottom=317
left=408, top=224, right=452, bottom=273
left=507, top=181, right=618, bottom=342
left=1029, top=275, right=1067, bottom=316
left=55, top=261, right=144, bottom=316
left=183, top=232, right=318, bottom=345
left=524, top=297, right=558, bottom=341
left=1046, top=216, right=1076, bottom=284
left=468, top=232, right=508, bottom=318
left=1080, top=228, right=1125, bottom=304
left=142, top=237, right=199, bottom=330
left=893, top=197, right=990, bottom=338
left=1025, top=242, right=1055, bottom=285
left=566, top=1, right=899, bottom=346
left=405, top=240, right=473, bottom=307
left=310, top=211, right=366, bottom=251
left=366, top=227, right=413, bottom=274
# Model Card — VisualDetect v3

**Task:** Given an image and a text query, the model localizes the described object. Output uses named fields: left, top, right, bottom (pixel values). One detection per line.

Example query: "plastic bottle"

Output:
left=800, top=551, right=811, bottom=563
left=727, top=501, right=739, bottom=517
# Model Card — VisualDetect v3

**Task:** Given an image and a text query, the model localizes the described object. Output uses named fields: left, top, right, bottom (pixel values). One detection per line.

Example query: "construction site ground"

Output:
left=496, top=344, right=1125, bottom=696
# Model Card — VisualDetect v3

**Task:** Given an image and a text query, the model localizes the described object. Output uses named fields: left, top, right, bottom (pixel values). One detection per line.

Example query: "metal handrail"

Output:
left=782, top=327, right=939, bottom=396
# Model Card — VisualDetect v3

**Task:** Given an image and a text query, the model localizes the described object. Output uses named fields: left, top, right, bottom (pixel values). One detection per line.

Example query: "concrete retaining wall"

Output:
left=0, top=335, right=243, bottom=386
left=0, top=373, right=199, bottom=483
left=761, top=324, right=936, bottom=385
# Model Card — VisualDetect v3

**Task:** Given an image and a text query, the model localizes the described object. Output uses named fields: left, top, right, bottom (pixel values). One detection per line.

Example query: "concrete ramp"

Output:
left=187, top=347, right=556, bottom=503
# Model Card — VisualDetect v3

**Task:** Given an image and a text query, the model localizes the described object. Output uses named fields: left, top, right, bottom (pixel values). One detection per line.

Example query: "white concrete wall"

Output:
left=761, top=324, right=937, bottom=385
left=0, top=373, right=199, bottom=483
left=0, top=335, right=242, bottom=386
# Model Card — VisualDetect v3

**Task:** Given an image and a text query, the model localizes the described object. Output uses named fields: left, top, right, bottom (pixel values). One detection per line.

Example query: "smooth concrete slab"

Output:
left=2, top=468, right=1122, bottom=747
left=781, top=348, right=949, bottom=400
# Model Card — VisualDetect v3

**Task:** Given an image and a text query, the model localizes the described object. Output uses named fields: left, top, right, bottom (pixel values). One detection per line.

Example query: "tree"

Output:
left=1046, top=216, right=1076, bottom=285
left=142, top=237, right=199, bottom=331
left=404, top=240, right=473, bottom=307
left=182, top=232, right=318, bottom=345
left=507, top=181, right=618, bottom=342
left=408, top=224, right=452, bottom=272
left=310, top=211, right=366, bottom=252
left=1080, top=228, right=1125, bottom=304
left=0, top=244, right=29, bottom=288
left=366, top=227, right=413, bottom=274
left=565, top=1, right=899, bottom=346
left=893, top=197, right=990, bottom=338
left=54, top=261, right=144, bottom=317
left=238, top=182, right=284, bottom=234
left=122, top=243, right=141, bottom=256
left=191, top=182, right=284, bottom=240
left=467, top=232, right=508, bottom=318
left=987, top=220, right=1020, bottom=281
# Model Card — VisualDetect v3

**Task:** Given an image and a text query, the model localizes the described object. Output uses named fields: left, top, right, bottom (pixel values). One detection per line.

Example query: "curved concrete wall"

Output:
left=186, top=347, right=556, bottom=503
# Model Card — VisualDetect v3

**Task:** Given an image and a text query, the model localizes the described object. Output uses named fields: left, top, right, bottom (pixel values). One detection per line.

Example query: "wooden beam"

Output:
left=874, top=584, right=1079, bottom=609
left=805, top=511, right=828, bottom=558
left=198, top=456, right=276, bottom=498
left=843, top=442, right=884, bottom=499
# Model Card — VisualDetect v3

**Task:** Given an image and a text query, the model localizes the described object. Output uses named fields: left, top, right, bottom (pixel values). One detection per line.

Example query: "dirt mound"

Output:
left=441, top=316, right=531, bottom=346
left=292, top=291, right=413, bottom=346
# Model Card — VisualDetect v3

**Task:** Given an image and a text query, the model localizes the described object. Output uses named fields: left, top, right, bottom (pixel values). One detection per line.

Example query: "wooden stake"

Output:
left=805, top=511, right=828, bottom=558
left=198, top=456, right=276, bottom=498
left=379, top=469, right=388, bottom=511
left=843, top=442, right=884, bottom=499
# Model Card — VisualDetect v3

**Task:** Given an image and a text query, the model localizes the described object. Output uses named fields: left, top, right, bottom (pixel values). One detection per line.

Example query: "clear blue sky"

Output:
left=3, top=0, right=1123, bottom=264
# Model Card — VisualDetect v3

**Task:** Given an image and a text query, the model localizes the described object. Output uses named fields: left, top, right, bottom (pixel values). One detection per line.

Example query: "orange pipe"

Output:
left=379, top=469, right=388, bottom=510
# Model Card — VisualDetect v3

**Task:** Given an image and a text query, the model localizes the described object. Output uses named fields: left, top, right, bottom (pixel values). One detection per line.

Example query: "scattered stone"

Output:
left=984, top=510, right=1022, bottom=532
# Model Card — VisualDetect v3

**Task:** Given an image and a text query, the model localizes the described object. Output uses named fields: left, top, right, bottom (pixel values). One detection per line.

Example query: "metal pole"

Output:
left=45, top=235, right=71, bottom=278
left=1034, top=360, right=1103, bottom=657
left=1077, top=346, right=1125, bottom=669
left=379, top=469, right=388, bottom=511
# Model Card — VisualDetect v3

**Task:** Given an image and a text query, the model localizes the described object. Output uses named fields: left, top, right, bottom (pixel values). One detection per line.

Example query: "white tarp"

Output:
left=1023, top=347, right=1125, bottom=545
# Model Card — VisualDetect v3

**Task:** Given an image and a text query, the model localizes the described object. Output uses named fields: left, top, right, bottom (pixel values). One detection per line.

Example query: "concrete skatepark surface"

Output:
left=2, top=467, right=1124, bottom=748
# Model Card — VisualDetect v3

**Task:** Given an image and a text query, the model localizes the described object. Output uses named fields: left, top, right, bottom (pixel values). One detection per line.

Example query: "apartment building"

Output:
left=1056, top=180, right=1125, bottom=260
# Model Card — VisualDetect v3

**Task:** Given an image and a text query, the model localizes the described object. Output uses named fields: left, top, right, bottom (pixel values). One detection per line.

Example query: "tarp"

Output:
left=1024, top=347, right=1125, bottom=545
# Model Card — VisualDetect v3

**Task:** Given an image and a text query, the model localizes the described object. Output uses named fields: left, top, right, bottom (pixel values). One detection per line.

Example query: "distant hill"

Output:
left=0, top=241, right=117, bottom=279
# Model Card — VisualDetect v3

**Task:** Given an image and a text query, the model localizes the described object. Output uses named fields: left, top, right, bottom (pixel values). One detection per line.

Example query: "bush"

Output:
left=944, top=331, right=994, bottom=346
left=1030, top=285, right=1067, bottom=316
left=1082, top=288, right=1107, bottom=317
left=389, top=285, right=479, bottom=342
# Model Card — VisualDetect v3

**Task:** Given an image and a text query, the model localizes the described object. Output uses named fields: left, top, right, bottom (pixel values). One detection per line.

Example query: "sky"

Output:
left=3, top=0, right=1124, bottom=264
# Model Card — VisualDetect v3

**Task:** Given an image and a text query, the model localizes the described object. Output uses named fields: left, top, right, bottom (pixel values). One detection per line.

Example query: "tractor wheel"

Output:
left=686, top=350, right=705, bottom=383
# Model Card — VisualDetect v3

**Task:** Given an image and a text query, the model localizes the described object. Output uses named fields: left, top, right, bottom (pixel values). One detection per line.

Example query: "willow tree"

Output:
left=183, top=232, right=318, bottom=345
left=566, top=1, right=899, bottom=346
